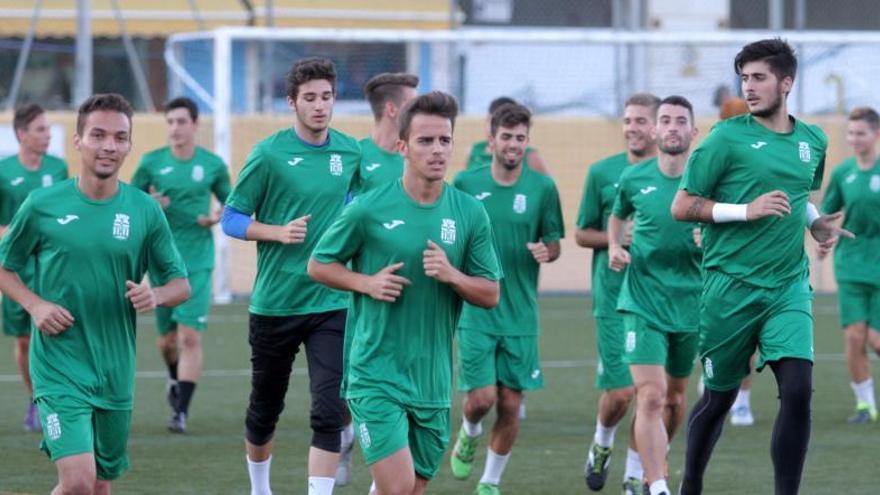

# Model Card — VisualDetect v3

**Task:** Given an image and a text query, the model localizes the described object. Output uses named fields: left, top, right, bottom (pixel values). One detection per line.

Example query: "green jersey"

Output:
left=131, top=146, right=231, bottom=271
left=226, top=128, right=361, bottom=316
left=454, top=165, right=564, bottom=335
left=351, top=137, right=404, bottom=195
left=576, top=152, right=630, bottom=317
left=821, top=157, right=880, bottom=285
left=466, top=140, right=532, bottom=170
left=681, top=114, right=826, bottom=288
left=0, top=179, right=186, bottom=409
left=613, top=158, right=701, bottom=332
left=311, top=180, right=502, bottom=407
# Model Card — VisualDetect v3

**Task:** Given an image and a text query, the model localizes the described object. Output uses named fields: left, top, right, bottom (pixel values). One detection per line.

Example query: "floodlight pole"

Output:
left=74, top=0, right=93, bottom=106
left=6, top=0, right=42, bottom=110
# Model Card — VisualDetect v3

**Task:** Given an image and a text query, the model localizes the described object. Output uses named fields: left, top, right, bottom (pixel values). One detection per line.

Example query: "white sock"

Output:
left=479, top=448, right=511, bottom=485
left=247, top=455, right=272, bottom=495
left=624, top=447, right=644, bottom=481
left=649, top=479, right=670, bottom=495
left=462, top=416, right=483, bottom=438
left=308, top=476, right=334, bottom=495
left=593, top=418, right=618, bottom=448
left=853, top=378, right=877, bottom=409
left=340, top=422, right=354, bottom=449
left=733, top=388, right=751, bottom=409
left=368, top=480, right=377, bottom=494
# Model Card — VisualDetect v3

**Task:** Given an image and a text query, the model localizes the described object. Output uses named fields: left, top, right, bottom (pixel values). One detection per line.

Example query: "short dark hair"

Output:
left=165, top=96, right=199, bottom=122
left=13, top=104, right=45, bottom=134
left=286, top=57, right=337, bottom=100
left=734, top=38, right=797, bottom=82
left=364, top=72, right=419, bottom=122
left=490, top=103, right=532, bottom=136
left=398, top=91, right=459, bottom=141
left=849, top=106, right=880, bottom=131
left=488, top=96, right=517, bottom=115
left=76, top=93, right=133, bottom=136
left=624, top=93, right=661, bottom=116
left=658, top=95, right=694, bottom=123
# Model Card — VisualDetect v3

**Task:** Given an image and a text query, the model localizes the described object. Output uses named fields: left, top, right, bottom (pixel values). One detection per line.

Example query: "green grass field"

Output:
left=0, top=294, right=874, bottom=494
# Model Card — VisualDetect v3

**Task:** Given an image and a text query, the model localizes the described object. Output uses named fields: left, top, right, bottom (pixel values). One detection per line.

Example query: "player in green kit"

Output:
left=0, top=93, right=190, bottom=494
left=466, top=96, right=549, bottom=175
left=220, top=58, right=361, bottom=495
left=576, top=93, right=659, bottom=494
left=449, top=103, right=564, bottom=495
left=820, top=106, right=880, bottom=424
left=608, top=96, right=701, bottom=495
left=308, top=91, right=502, bottom=495
left=0, top=104, right=68, bottom=432
left=131, top=96, right=231, bottom=433
left=671, top=40, right=852, bottom=495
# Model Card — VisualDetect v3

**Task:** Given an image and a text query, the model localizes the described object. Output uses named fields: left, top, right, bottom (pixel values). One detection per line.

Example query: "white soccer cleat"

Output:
left=730, top=405, right=754, bottom=426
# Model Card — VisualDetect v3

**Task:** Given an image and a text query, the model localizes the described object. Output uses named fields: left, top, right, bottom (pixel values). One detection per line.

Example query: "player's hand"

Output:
left=125, top=280, right=157, bottom=313
left=608, top=245, right=631, bottom=272
left=816, top=238, right=836, bottom=260
left=29, top=300, right=74, bottom=335
left=423, top=240, right=458, bottom=283
left=276, top=214, right=311, bottom=244
left=197, top=209, right=221, bottom=228
left=526, top=241, right=551, bottom=263
left=148, top=186, right=171, bottom=209
left=622, top=220, right=634, bottom=247
left=692, top=227, right=702, bottom=249
left=810, top=211, right=855, bottom=244
left=746, top=190, right=790, bottom=220
left=364, top=262, right=411, bottom=303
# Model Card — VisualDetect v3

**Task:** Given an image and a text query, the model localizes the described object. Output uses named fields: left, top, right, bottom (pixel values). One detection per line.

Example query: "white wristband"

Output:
left=711, top=203, right=748, bottom=223
left=806, top=202, right=821, bottom=227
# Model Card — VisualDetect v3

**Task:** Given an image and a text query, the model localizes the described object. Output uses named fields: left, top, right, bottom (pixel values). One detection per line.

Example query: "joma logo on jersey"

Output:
left=113, top=213, right=130, bottom=240
left=329, top=154, right=343, bottom=176
left=42, top=174, right=53, bottom=187
left=192, top=165, right=204, bottom=182
left=46, top=413, right=61, bottom=441
left=798, top=142, right=811, bottom=163
left=10, top=177, right=23, bottom=186
left=513, top=194, right=527, bottom=214
left=440, top=218, right=456, bottom=245
left=871, top=175, right=880, bottom=193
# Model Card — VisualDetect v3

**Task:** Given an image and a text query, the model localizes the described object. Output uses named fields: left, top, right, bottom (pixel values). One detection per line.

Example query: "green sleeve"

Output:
left=576, top=167, right=602, bottom=229
left=0, top=197, right=38, bottom=272
left=349, top=164, right=363, bottom=196
left=821, top=169, right=844, bottom=214
left=225, top=145, right=268, bottom=215
left=145, top=204, right=188, bottom=285
left=464, top=206, right=503, bottom=281
left=680, top=129, right=729, bottom=197
left=811, top=141, right=827, bottom=191
left=212, top=160, right=232, bottom=204
left=130, top=160, right=151, bottom=192
left=311, top=200, right=364, bottom=266
left=60, top=164, right=69, bottom=180
left=540, top=181, right=565, bottom=243
left=612, top=173, right=634, bottom=219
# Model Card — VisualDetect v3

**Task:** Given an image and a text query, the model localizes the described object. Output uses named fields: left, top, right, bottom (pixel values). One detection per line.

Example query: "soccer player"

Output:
left=820, top=106, right=880, bottom=424
left=466, top=96, right=550, bottom=175
left=449, top=103, right=564, bottom=495
left=671, top=39, right=852, bottom=494
left=0, top=93, right=189, bottom=494
left=576, top=93, right=660, bottom=494
left=308, top=91, right=502, bottom=495
left=608, top=96, right=701, bottom=495
left=0, top=104, right=68, bottom=432
left=131, top=96, right=231, bottom=433
left=220, top=57, right=360, bottom=495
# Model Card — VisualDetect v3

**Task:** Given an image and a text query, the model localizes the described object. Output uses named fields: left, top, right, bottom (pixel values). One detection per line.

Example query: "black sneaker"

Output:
left=167, top=411, right=187, bottom=433
left=584, top=442, right=612, bottom=491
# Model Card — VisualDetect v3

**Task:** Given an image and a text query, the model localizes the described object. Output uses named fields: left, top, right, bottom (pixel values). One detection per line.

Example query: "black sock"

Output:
left=167, top=360, right=178, bottom=381
left=177, top=381, right=197, bottom=414
left=769, top=358, right=813, bottom=495
left=680, top=388, right=738, bottom=495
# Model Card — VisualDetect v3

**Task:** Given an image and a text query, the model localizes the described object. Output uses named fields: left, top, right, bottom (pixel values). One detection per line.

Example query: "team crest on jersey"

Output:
left=192, top=165, right=204, bottom=182
left=440, top=218, right=456, bottom=245
left=113, top=213, right=130, bottom=240
left=329, top=154, right=343, bottom=176
left=513, top=193, right=527, bottom=214
left=798, top=142, right=811, bottom=163
left=871, top=175, right=880, bottom=192
left=42, top=174, right=53, bottom=187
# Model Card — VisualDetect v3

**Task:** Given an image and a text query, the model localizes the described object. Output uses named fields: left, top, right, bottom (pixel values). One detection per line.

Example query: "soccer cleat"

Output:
left=847, top=402, right=878, bottom=424
left=167, top=411, right=187, bottom=433
left=335, top=437, right=354, bottom=486
left=166, top=378, right=179, bottom=412
left=584, top=442, right=613, bottom=491
left=621, top=477, right=644, bottom=495
left=450, top=427, right=479, bottom=480
left=729, top=405, right=754, bottom=426
left=23, top=403, right=41, bottom=433
left=475, top=482, right=501, bottom=495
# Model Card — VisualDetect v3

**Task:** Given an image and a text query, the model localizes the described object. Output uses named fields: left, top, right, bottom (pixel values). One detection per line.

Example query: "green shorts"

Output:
left=622, top=314, right=698, bottom=378
left=837, top=281, right=880, bottom=329
left=2, top=296, right=30, bottom=337
left=156, top=269, right=212, bottom=335
left=595, top=316, right=634, bottom=390
left=36, top=395, right=131, bottom=481
left=348, top=396, right=448, bottom=480
left=456, top=329, right=543, bottom=392
left=699, top=270, right=814, bottom=392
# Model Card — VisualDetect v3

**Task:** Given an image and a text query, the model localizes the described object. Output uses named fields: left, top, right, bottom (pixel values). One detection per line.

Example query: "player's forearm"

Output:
left=546, top=242, right=561, bottom=262
left=448, top=272, right=499, bottom=309
left=607, top=215, right=625, bottom=249
left=308, top=259, right=371, bottom=294
left=245, top=221, right=283, bottom=242
left=0, top=267, right=43, bottom=313
left=671, top=190, right=716, bottom=223
left=154, top=277, right=191, bottom=308
left=575, top=228, right=608, bottom=249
